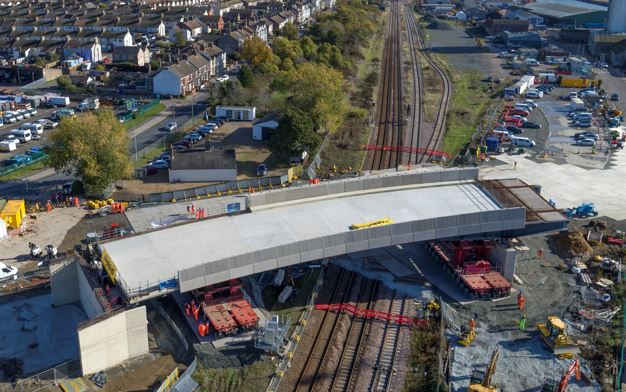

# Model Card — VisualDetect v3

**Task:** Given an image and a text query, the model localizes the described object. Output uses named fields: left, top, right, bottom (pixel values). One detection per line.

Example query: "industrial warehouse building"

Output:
left=523, top=2, right=606, bottom=27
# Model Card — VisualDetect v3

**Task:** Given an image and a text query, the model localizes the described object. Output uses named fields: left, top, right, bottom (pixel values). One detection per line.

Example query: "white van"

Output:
left=573, top=112, right=592, bottom=121
left=3, top=113, right=16, bottom=123
left=511, top=136, right=536, bottom=147
left=0, top=140, right=16, bottom=152
left=515, top=103, right=533, bottom=112
left=11, top=129, right=32, bottom=143
left=524, top=58, right=540, bottom=66
left=20, top=122, right=43, bottom=134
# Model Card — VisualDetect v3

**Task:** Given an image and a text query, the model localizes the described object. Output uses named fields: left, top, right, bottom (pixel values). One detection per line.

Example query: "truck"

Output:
left=570, top=97, right=585, bottom=111
left=77, top=98, right=100, bottom=112
left=559, top=77, right=594, bottom=88
left=47, top=96, right=70, bottom=107
left=503, top=75, right=535, bottom=99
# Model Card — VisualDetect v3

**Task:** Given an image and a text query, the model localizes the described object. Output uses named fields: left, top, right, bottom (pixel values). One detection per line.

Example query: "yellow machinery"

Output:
left=349, top=217, right=394, bottom=230
left=468, top=347, right=500, bottom=392
left=537, top=316, right=580, bottom=359
left=458, top=324, right=476, bottom=346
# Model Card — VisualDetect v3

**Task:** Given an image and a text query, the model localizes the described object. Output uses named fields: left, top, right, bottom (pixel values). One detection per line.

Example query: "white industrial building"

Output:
left=216, top=105, right=256, bottom=121
left=168, top=148, right=237, bottom=182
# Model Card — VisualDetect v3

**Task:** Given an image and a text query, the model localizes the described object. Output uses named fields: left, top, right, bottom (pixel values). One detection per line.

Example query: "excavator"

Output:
left=537, top=316, right=580, bottom=359
left=541, top=358, right=581, bottom=392
left=468, top=347, right=500, bottom=392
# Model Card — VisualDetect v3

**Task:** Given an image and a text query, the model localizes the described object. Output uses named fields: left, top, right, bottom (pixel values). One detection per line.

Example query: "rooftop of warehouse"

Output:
left=524, top=2, right=606, bottom=18
left=101, top=182, right=503, bottom=290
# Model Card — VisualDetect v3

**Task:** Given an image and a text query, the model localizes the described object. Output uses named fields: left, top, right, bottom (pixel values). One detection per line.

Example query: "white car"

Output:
left=2, top=134, right=20, bottom=144
left=217, top=75, right=230, bottom=82
left=526, top=91, right=543, bottom=99
left=18, top=109, right=30, bottom=118
left=0, top=262, right=17, bottom=281
left=164, top=122, right=177, bottom=132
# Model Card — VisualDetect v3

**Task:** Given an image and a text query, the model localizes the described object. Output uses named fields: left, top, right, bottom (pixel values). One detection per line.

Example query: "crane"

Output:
left=558, top=358, right=581, bottom=392
left=468, top=347, right=500, bottom=392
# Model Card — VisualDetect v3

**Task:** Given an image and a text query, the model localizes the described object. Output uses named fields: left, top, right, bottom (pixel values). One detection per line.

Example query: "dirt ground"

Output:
left=58, top=211, right=131, bottom=252
left=98, top=353, right=182, bottom=392
left=0, top=206, right=85, bottom=272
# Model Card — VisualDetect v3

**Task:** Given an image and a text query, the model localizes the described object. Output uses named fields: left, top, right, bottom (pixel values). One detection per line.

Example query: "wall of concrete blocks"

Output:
left=177, top=207, right=525, bottom=292
left=247, top=168, right=480, bottom=208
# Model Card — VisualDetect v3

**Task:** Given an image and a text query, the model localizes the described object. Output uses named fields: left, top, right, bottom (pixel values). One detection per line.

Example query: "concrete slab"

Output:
left=103, top=183, right=503, bottom=291
left=0, top=294, right=87, bottom=375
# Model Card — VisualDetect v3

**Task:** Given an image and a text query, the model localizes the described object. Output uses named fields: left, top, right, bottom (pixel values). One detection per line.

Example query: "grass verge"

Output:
left=193, top=360, right=275, bottom=392
left=0, top=160, right=46, bottom=182
left=125, top=103, right=166, bottom=131
left=442, top=71, right=493, bottom=157
left=262, top=268, right=321, bottom=330
left=134, top=145, right=165, bottom=169
left=403, top=320, right=447, bottom=391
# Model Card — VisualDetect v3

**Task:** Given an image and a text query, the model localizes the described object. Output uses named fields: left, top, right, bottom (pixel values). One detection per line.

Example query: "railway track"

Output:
left=405, top=5, right=452, bottom=164
left=330, top=280, right=378, bottom=392
left=403, top=3, right=424, bottom=166
left=368, top=0, right=403, bottom=171
left=293, top=270, right=358, bottom=392
left=369, top=291, right=407, bottom=392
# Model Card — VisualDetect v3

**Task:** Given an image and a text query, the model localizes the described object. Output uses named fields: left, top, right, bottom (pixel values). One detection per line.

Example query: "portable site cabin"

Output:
left=1, top=199, right=25, bottom=229
left=215, top=105, right=256, bottom=121
left=252, top=119, right=279, bottom=141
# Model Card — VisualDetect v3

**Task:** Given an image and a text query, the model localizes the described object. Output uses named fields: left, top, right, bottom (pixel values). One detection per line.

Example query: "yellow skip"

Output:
left=350, top=218, right=394, bottom=230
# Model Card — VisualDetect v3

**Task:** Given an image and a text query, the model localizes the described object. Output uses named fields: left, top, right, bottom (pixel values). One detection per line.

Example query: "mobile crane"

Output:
left=468, top=347, right=500, bottom=392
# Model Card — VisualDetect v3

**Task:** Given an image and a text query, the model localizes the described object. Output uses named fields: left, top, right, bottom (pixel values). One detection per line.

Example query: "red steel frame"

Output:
left=315, top=303, right=427, bottom=327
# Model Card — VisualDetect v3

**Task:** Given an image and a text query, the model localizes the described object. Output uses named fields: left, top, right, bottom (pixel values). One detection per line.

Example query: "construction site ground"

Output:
left=449, top=233, right=600, bottom=390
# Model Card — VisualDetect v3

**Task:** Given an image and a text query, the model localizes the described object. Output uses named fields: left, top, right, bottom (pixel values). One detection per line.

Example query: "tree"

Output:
left=269, top=109, right=321, bottom=156
left=49, top=52, right=59, bottom=63
left=46, top=109, right=132, bottom=196
left=94, top=64, right=106, bottom=71
left=279, top=22, right=299, bottom=40
left=240, top=36, right=273, bottom=69
left=272, top=37, right=303, bottom=68
left=56, top=75, right=75, bottom=92
left=175, top=30, right=187, bottom=48
left=238, top=65, right=254, bottom=87
left=274, top=62, right=348, bottom=133
left=35, top=57, right=48, bottom=68
left=300, top=36, right=318, bottom=61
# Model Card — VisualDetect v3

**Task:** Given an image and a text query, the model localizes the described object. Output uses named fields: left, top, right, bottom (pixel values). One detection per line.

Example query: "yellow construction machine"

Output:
left=537, top=316, right=580, bottom=359
left=468, top=347, right=500, bottom=392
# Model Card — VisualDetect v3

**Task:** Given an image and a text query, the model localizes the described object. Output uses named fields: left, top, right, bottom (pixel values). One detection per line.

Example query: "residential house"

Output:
left=290, top=2, right=311, bottom=24
left=270, top=14, right=288, bottom=33
left=63, top=39, right=103, bottom=63
left=200, top=46, right=226, bottom=76
left=62, top=53, right=83, bottom=69
left=99, top=30, right=133, bottom=51
left=199, top=15, right=224, bottom=32
left=113, top=46, right=151, bottom=66
left=152, top=52, right=211, bottom=96
left=178, top=19, right=205, bottom=38
left=202, top=34, right=240, bottom=54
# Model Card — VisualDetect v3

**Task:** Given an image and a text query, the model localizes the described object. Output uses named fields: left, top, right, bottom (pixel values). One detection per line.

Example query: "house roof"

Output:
left=171, top=148, right=237, bottom=170
left=179, top=19, right=205, bottom=30
left=113, top=46, right=142, bottom=57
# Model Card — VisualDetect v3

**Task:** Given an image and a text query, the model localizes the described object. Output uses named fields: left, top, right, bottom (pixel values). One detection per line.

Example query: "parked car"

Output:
left=507, top=109, right=529, bottom=116
left=17, top=109, right=30, bottom=119
left=574, top=121, right=592, bottom=128
left=164, top=122, right=178, bottom=132
left=505, top=125, right=523, bottom=134
left=256, top=163, right=268, bottom=176
left=27, top=108, right=38, bottom=116
left=574, top=138, right=595, bottom=146
left=173, top=142, right=189, bottom=151
left=184, top=133, right=202, bottom=143
left=159, top=152, right=171, bottom=161
left=574, top=132, right=599, bottom=140
left=611, top=94, right=620, bottom=102
left=509, top=115, right=527, bottom=122
left=217, top=75, right=230, bottom=82
left=526, top=91, right=543, bottom=99
left=147, top=159, right=169, bottom=169
left=521, top=121, right=541, bottom=129
left=1, top=134, right=20, bottom=144
left=36, top=118, right=58, bottom=129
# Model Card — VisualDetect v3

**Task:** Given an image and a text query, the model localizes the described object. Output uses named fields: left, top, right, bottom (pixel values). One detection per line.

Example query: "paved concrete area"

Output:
left=0, top=294, right=86, bottom=375
left=0, top=206, right=85, bottom=270
left=103, top=183, right=502, bottom=290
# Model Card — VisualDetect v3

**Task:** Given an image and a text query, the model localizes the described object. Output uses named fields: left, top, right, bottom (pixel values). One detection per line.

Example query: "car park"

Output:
left=256, top=163, right=268, bottom=176
left=574, top=138, right=595, bottom=146
left=521, top=121, right=541, bottom=129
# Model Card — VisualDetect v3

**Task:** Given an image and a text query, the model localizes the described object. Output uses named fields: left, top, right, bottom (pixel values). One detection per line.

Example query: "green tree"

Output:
left=56, top=75, right=75, bottom=92
left=49, top=52, right=59, bottom=63
left=240, top=36, right=273, bottom=69
left=35, top=57, right=48, bottom=68
left=317, top=42, right=348, bottom=69
left=238, top=65, right=254, bottom=87
left=175, top=30, right=187, bottom=48
left=272, top=37, right=303, bottom=67
left=94, top=64, right=105, bottom=71
left=46, top=109, right=132, bottom=195
left=275, top=62, right=348, bottom=133
left=300, top=36, right=318, bottom=61
left=269, top=109, right=321, bottom=156
left=279, top=22, right=299, bottom=40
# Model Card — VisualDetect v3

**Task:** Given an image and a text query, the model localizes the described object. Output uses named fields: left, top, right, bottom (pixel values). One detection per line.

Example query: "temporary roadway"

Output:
left=98, top=167, right=568, bottom=302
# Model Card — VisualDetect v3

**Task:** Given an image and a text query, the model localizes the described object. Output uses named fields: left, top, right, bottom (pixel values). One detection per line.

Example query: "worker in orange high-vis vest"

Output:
left=184, top=302, right=191, bottom=316
left=517, top=292, right=526, bottom=311
left=198, top=322, right=206, bottom=337
left=193, top=306, right=200, bottom=321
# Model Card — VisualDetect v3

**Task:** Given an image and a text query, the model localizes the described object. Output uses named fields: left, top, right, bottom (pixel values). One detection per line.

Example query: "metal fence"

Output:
left=0, top=152, right=46, bottom=177
left=118, top=98, right=161, bottom=123
left=0, top=359, right=81, bottom=392
left=305, top=133, right=329, bottom=180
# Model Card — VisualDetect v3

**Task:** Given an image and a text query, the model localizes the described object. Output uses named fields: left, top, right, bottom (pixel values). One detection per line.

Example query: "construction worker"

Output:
left=517, top=292, right=526, bottom=311
left=205, top=321, right=210, bottom=334
left=184, top=302, right=191, bottom=316
left=469, top=318, right=476, bottom=331
left=518, top=314, right=527, bottom=331
left=198, top=322, right=206, bottom=337
left=193, top=305, right=200, bottom=321
left=536, top=248, right=544, bottom=259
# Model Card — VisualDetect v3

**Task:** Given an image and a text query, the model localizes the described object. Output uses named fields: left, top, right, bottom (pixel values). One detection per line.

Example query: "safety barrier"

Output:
left=118, top=98, right=161, bottom=123
left=315, top=303, right=428, bottom=327
left=0, top=152, right=47, bottom=177
left=0, top=359, right=82, bottom=392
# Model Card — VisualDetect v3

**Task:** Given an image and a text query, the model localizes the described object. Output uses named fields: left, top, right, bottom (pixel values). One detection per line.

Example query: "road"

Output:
left=0, top=92, right=210, bottom=200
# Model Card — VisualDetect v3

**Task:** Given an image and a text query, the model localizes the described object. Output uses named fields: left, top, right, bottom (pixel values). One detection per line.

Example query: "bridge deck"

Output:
left=102, top=183, right=501, bottom=294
